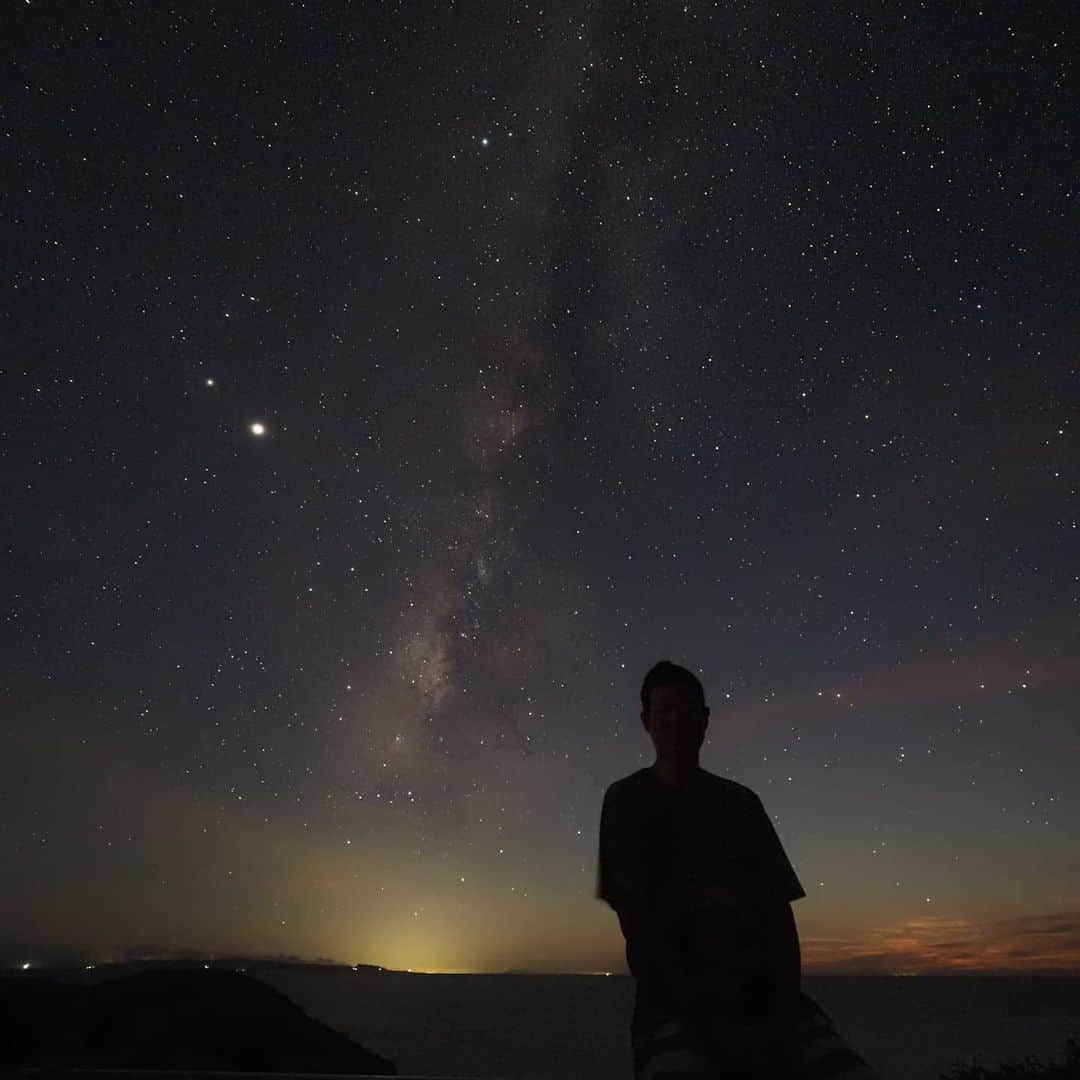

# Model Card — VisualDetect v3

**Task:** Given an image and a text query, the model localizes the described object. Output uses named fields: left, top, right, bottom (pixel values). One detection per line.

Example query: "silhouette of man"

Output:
left=596, top=660, right=805, bottom=1079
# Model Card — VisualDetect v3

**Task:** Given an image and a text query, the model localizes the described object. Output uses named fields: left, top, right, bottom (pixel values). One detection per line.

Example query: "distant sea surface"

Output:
left=257, top=969, right=1080, bottom=1080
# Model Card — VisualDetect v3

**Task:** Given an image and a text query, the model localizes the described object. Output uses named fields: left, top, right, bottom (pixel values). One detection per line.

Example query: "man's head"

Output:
left=640, top=660, right=709, bottom=765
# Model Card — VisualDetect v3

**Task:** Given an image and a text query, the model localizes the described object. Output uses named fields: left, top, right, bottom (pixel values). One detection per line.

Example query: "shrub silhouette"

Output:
left=940, top=1036, right=1080, bottom=1080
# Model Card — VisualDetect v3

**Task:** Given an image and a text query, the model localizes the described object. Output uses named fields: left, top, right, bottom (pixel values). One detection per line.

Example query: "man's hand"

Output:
left=690, top=899, right=802, bottom=1073
left=694, top=883, right=742, bottom=909
left=692, top=1006, right=800, bottom=1076
left=671, top=881, right=741, bottom=914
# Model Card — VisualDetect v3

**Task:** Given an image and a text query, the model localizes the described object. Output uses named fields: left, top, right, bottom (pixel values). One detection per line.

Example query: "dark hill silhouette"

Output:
left=0, top=969, right=396, bottom=1074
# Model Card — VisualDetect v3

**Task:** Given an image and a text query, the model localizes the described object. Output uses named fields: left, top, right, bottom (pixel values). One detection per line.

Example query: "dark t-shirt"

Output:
left=596, top=766, right=805, bottom=1010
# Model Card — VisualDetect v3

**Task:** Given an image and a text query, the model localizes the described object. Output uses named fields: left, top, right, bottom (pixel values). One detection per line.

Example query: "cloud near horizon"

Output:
left=802, top=908, right=1080, bottom=974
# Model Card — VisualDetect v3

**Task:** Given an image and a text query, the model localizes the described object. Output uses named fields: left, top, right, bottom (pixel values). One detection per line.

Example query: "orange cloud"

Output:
left=802, top=909, right=1080, bottom=974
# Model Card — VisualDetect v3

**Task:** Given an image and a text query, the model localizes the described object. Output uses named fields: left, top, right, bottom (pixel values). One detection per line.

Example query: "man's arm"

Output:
left=754, top=899, right=801, bottom=1014
left=612, top=893, right=700, bottom=1015
left=684, top=897, right=800, bottom=1075
left=596, top=786, right=703, bottom=1011
left=738, top=795, right=804, bottom=1020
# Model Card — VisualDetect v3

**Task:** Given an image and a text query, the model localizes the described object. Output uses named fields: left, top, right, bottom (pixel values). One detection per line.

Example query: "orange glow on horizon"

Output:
left=346, top=908, right=1080, bottom=976
left=800, top=909, right=1080, bottom=975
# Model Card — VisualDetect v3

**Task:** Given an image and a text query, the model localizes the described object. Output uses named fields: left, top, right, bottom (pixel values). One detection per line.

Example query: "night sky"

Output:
left=4, top=4, right=1077, bottom=976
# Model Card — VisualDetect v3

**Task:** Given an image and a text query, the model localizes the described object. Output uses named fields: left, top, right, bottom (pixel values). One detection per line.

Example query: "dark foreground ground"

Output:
left=4, top=964, right=1079, bottom=1080
left=0, top=967, right=396, bottom=1075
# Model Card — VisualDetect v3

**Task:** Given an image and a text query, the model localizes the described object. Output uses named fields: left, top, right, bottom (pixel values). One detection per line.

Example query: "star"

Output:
left=250, top=421, right=266, bottom=436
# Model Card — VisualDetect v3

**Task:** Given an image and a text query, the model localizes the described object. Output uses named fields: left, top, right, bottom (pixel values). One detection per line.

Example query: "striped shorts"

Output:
left=631, top=990, right=879, bottom=1080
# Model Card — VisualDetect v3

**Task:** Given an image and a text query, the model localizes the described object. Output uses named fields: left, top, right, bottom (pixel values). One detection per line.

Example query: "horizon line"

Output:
left=7, top=958, right=1079, bottom=978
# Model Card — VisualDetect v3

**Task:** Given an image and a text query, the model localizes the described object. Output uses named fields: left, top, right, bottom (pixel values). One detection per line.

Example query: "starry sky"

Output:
left=4, top=4, right=1077, bottom=976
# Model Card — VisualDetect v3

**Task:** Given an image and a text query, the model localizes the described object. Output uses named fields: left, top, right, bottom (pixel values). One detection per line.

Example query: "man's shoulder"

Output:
left=701, top=770, right=761, bottom=807
left=603, top=768, right=651, bottom=801
left=603, top=768, right=761, bottom=806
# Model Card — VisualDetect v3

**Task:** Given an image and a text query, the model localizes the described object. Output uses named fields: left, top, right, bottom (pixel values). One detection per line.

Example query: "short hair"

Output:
left=640, top=660, right=707, bottom=712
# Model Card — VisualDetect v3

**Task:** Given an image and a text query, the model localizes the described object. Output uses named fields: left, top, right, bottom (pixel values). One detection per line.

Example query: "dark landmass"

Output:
left=0, top=968, right=396, bottom=1074
left=942, top=1036, right=1080, bottom=1079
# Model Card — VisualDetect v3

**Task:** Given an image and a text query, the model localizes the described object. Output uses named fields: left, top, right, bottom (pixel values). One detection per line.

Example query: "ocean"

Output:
left=257, top=969, right=1080, bottom=1080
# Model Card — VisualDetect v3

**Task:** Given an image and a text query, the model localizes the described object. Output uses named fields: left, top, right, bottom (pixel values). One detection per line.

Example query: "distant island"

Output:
left=6, top=953, right=390, bottom=977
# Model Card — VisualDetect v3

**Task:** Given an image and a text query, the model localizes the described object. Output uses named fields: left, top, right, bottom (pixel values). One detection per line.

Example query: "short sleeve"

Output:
left=743, top=794, right=806, bottom=904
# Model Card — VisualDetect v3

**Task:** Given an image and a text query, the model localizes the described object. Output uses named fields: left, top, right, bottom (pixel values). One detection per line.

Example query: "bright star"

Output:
left=205, top=377, right=216, bottom=387
left=250, top=422, right=266, bottom=436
